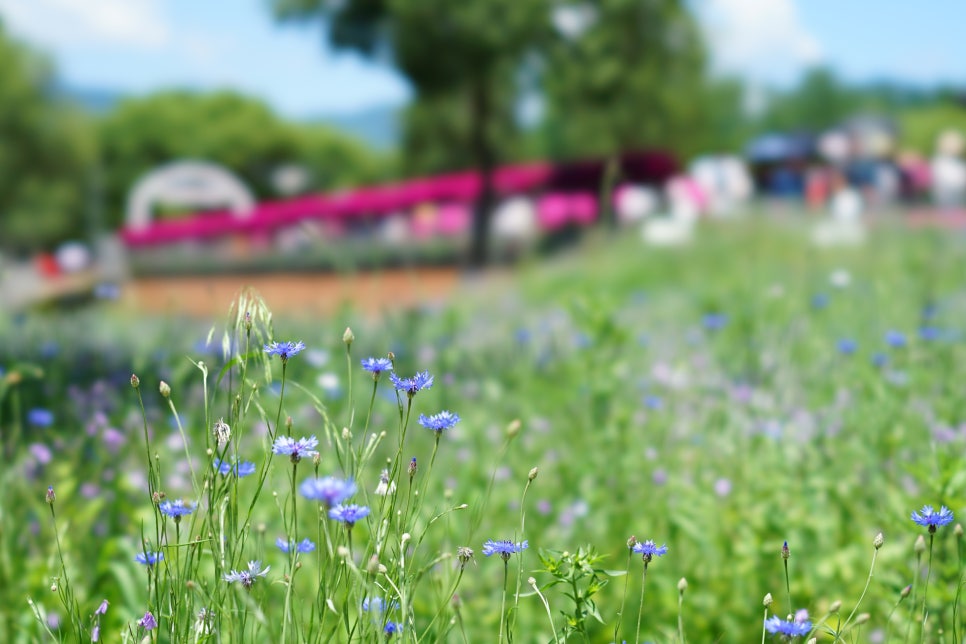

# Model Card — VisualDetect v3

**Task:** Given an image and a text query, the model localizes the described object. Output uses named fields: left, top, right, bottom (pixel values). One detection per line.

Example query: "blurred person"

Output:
left=931, top=129, right=966, bottom=210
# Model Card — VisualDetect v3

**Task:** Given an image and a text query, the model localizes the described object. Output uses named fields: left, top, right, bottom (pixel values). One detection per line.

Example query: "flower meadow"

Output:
left=3, top=220, right=966, bottom=642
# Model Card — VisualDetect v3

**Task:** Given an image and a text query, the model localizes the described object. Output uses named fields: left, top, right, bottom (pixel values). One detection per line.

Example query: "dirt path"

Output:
left=125, top=267, right=469, bottom=319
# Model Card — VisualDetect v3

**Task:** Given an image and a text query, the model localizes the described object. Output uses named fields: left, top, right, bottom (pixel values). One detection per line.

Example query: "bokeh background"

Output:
left=2, top=2, right=966, bottom=642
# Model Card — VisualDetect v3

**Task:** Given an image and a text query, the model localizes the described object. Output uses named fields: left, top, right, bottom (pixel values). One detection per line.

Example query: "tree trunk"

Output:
left=467, top=78, right=496, bottom=269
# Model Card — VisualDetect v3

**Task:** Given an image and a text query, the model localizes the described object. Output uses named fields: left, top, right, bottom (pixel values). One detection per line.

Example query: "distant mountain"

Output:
left=311, top=105, right=400, bottom=150
left=56, top=84, right=124, bottom=114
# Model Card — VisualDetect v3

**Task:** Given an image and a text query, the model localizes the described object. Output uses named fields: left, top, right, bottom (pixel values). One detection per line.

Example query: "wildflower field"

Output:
left=2, top=217, right=966, bottom=643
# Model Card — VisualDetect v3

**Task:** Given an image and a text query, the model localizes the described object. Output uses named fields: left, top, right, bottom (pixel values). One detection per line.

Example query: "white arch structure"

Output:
left=125, top=160, right=256, bottom=230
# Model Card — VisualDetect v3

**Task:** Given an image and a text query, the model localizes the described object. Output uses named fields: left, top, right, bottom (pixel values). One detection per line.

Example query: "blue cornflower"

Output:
left=885, top=330, right=907, bottom=348
left=300, top=476, right=357, bottom=507
left=911, top=505, right=954, bottom=532
left=811, top=293, right=829, bottom=310
left=275, top=537, right=316, bottom=554
left=135, top=551, right=164, bottom=566
left=272, top=435, right=319, bottom=462
left=702, top=313, right=728, bottom=331
left=328, top=503, right=370, bottom=526
left=224, top=560, right=270, bottom=589
left=919, top=326, right=941, bottom=342
left=482, top=539, right=528, bottom=561
left=632, top=539, right=668, bottom=563
left=872, top=352, right=888, bottom=368
left=28, top=408, right=54, bottom=427
left=264, top=340, right=306, bottom=362
left=837, top=338, right=857, bottom=355
left=361, top=357, right=394, bottom=377
left=389, top=370, right=434, bottom=397
left=384, top=621, right=403, bottom=636
left=213, top=458, right=256, bottom=478
left=159, top=500, right=196, bottom=521
left=764, top=611, right=812, bottom=637
left=418, top=410, right=460, bottom=433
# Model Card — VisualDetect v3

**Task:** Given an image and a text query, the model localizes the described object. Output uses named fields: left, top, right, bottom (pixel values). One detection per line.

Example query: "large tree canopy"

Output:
left=0, top=23, right=95, bottom=253
left=273, top=0, right=553, bottom=265
left=272, top=0, right=731, bottom=262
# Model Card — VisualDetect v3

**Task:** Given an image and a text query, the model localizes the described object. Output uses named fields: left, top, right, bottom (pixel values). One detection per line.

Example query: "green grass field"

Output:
left=2, top=216, right=965, bottom=642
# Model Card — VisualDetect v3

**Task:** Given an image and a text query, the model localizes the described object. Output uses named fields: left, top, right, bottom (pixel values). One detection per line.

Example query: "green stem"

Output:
left=921, top=534, right=935, bottom=643
left=614, top=549, right=633, bottom=644
left=498, top=561, right=509, bottom=644
left=635, top=563, right=649, bottom=643
left=836, top=547, right=878, bottom=641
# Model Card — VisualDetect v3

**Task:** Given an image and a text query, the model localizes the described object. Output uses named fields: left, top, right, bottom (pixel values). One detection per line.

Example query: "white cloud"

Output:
left=0, top=0, right=169, bottom=49
left=697, top=0, right=823, bottom=83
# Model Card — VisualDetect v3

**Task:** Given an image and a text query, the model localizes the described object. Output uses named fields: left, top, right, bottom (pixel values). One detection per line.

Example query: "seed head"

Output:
left=159, top=381, right=171, bottom=398
left=873, top=532, right=884, bottom=549
left=528, top=467, right=539, bottom=481
left=763, top=593, right=774, bottom=607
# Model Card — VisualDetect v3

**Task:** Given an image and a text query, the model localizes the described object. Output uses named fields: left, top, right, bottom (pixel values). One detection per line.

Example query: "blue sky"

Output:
left=0, top=0, right=963, bottom=118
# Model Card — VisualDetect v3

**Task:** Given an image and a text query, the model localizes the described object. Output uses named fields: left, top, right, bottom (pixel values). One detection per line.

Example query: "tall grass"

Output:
left=1, top=218, right=966, bottom=641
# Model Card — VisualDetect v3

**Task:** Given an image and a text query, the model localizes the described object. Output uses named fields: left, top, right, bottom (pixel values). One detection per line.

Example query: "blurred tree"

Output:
left=272, top=0, right=553, bottom=266
left=0, top=24, right=95, bottom=254
left=540, top=0, right=717, bottom=160
left=898, top=101, right=966, bottom=156
left=98, top=91, right=388, bottom=229
left=757, top=67, right=859, bottom=133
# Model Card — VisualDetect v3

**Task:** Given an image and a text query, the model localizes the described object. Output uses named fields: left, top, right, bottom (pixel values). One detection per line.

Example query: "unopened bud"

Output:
left=956, top=523, right=963, bottom=538
left=507, top=419, right=521, bottom=438
left=781, top=541, right=790, bottom=559
left=915, top=534, right=927, bottom=553
left=763, top=593, right=773, bottom=607
left=873, top=532, right=884, bottom=549
left=159, top=381, right=171, bottom=398
left=285, top=416, right=293, bottom=431
left=343, top=327, right=354, bottom=346
left=408, top=457, right=418, bottom=479
left=342, top=427, right=350, bottom=440
left=900, top=585, right=912, bottom=598
left=678, top=577, right=688, bottom=593
left=45, top=485, right=55, bottom=505
left=401, top=533, right=411, bottom=546
left=313, top=453, right=322, bottom=468
left=855, top=613, right=870, bottom=625
left=528, top=467, right=539, bottom=481
left=337, top=546, right=350, bottom=559
left=50, top=582, right=58, bottom=592
left=528, top=576, right=537, bottom=586
left=130, top=374, right=140, bottom=388
left=829, top=600, right=841, bottom=613
left=367, top=555, right=380, bottom=574
left=243, top=311, right=252, bottom=331
left=627, top=536, right=638, bottom=549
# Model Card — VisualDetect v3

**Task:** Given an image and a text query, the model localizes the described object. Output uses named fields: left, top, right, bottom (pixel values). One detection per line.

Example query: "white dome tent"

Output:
left=125, top=160, right=255, bottom=230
